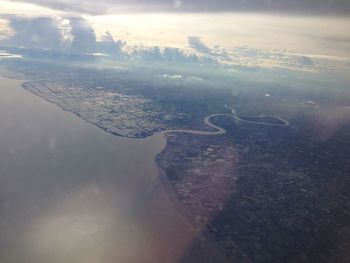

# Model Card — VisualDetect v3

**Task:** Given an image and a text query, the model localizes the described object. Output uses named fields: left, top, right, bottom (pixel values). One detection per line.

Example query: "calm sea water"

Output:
left=0, top=76, right=223, bottom=263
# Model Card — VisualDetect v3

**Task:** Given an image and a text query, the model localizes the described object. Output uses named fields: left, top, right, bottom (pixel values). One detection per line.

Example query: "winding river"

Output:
left=158, top=105, right=289, bottom=138
left=0, top=75, right=288, bottom=263
left=0, top=76, right=229, bottom=263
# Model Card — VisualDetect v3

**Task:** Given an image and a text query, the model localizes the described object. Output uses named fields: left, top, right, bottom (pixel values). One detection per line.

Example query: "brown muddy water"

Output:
left=0, top=76, right=224, bottom=263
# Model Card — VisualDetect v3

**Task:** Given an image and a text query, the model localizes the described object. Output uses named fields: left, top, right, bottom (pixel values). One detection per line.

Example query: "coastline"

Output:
left=2, top=75, right=288, bottom=262
left=0, top=74, right=229, bottom=262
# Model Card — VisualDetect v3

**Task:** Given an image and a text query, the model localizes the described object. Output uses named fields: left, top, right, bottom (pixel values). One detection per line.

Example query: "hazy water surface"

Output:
left=0, top=76, right=223, bottom=263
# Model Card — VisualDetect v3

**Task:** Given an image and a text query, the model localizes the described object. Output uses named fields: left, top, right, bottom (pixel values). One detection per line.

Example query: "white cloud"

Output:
left=132, top=46, right=203, bottom=64
left=97, top=31, right=125, bottom=56
left=69, top=17, right=96, bottom=54
left=1, top=16, right=125, bottom=55
left=0, top=50, right=22, bottom=59
left=162, top=74, right=205, bottom=82
left=187, top=36, right=211, bottom=54
left=5, top=17, right=67, bottom=50
left=1, top=14, right=349, bottom=75
left=0, top=0, right=64, bottom=16
left=0, top=18, right=14, bottom=40
left=162, top=74, right=183, bottom=80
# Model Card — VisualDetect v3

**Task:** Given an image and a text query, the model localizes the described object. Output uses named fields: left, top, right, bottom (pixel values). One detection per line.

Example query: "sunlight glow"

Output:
left=0, top=0, right=65, bottom=16
left=87, top=13, right=350, bottom=57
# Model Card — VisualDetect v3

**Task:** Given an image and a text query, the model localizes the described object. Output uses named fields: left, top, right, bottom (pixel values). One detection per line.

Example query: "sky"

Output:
left=0, top=0, right=350, bottom=76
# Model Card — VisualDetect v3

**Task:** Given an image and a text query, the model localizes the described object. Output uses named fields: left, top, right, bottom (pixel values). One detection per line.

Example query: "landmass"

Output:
left=1, top=60, right=350, bottom=262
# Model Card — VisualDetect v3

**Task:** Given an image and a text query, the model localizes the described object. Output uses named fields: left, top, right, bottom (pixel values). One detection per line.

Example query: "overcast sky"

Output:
left=6, top=0, right=350, bottom=15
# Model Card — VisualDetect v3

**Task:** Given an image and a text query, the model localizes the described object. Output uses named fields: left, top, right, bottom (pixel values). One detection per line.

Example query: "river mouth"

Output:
left=0, top=74, right=290, bottom=262
left=0, top=76, right=226, bottom=263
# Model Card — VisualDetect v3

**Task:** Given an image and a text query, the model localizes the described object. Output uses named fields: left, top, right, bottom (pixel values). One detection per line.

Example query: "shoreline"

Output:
left=3, top=74, right=286, bottom=262
left=20, top=80, right=289, bottom=142
left=1, top=74, right=233, bottom=262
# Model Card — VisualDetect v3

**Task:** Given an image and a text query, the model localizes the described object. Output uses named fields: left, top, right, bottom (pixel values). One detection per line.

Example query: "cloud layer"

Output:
left=187, top=36, right=211, bottom=54
left=11, top=0, right=350, bottom=15
left=3, top=16, right=125, bottom=55
left=8, top=17, right=66, bottom=50
left=1, top=15, right=350, bottom=77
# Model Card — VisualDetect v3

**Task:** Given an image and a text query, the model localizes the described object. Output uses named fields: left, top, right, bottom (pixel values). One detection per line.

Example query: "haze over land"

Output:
left=0, top=1, right=350, bottom=262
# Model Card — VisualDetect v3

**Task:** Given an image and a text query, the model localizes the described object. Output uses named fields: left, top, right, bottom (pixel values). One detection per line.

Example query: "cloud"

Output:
left=5, top=17, right=66, bottom=50
left=187, top=36, right=211, bottom=54
left=1, top=15, right=213, bottom=64
left=228, top=47, right=318, bottom=71
left=7, top=0, right=107, bottom=15
left=162, top=74, right=183, bottom=80
left=69, top=17, right=97, bottom=54
left=0, top=50, right=22, bottom=59
left=162, top=74, right=205, bottom=82
left=96, top=31, right=125, bottom=56
left=187, top=36, right=233, bottom=63
left=0, top=16, right=320, bottom=71
left=163, top=47, right=198, bottom=63
left=10, top=0, right=350, bottom=15
left=133, top=46, right=204, bottom=64
left=2, top=16, right=338, bottom=73
left=295, top=56, right=314, bottom=66
left=1, top=16, right=126, bottom=56
left=0, top=16, right=218, bottom=65
left=0, top=18, right=14, bottom=40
